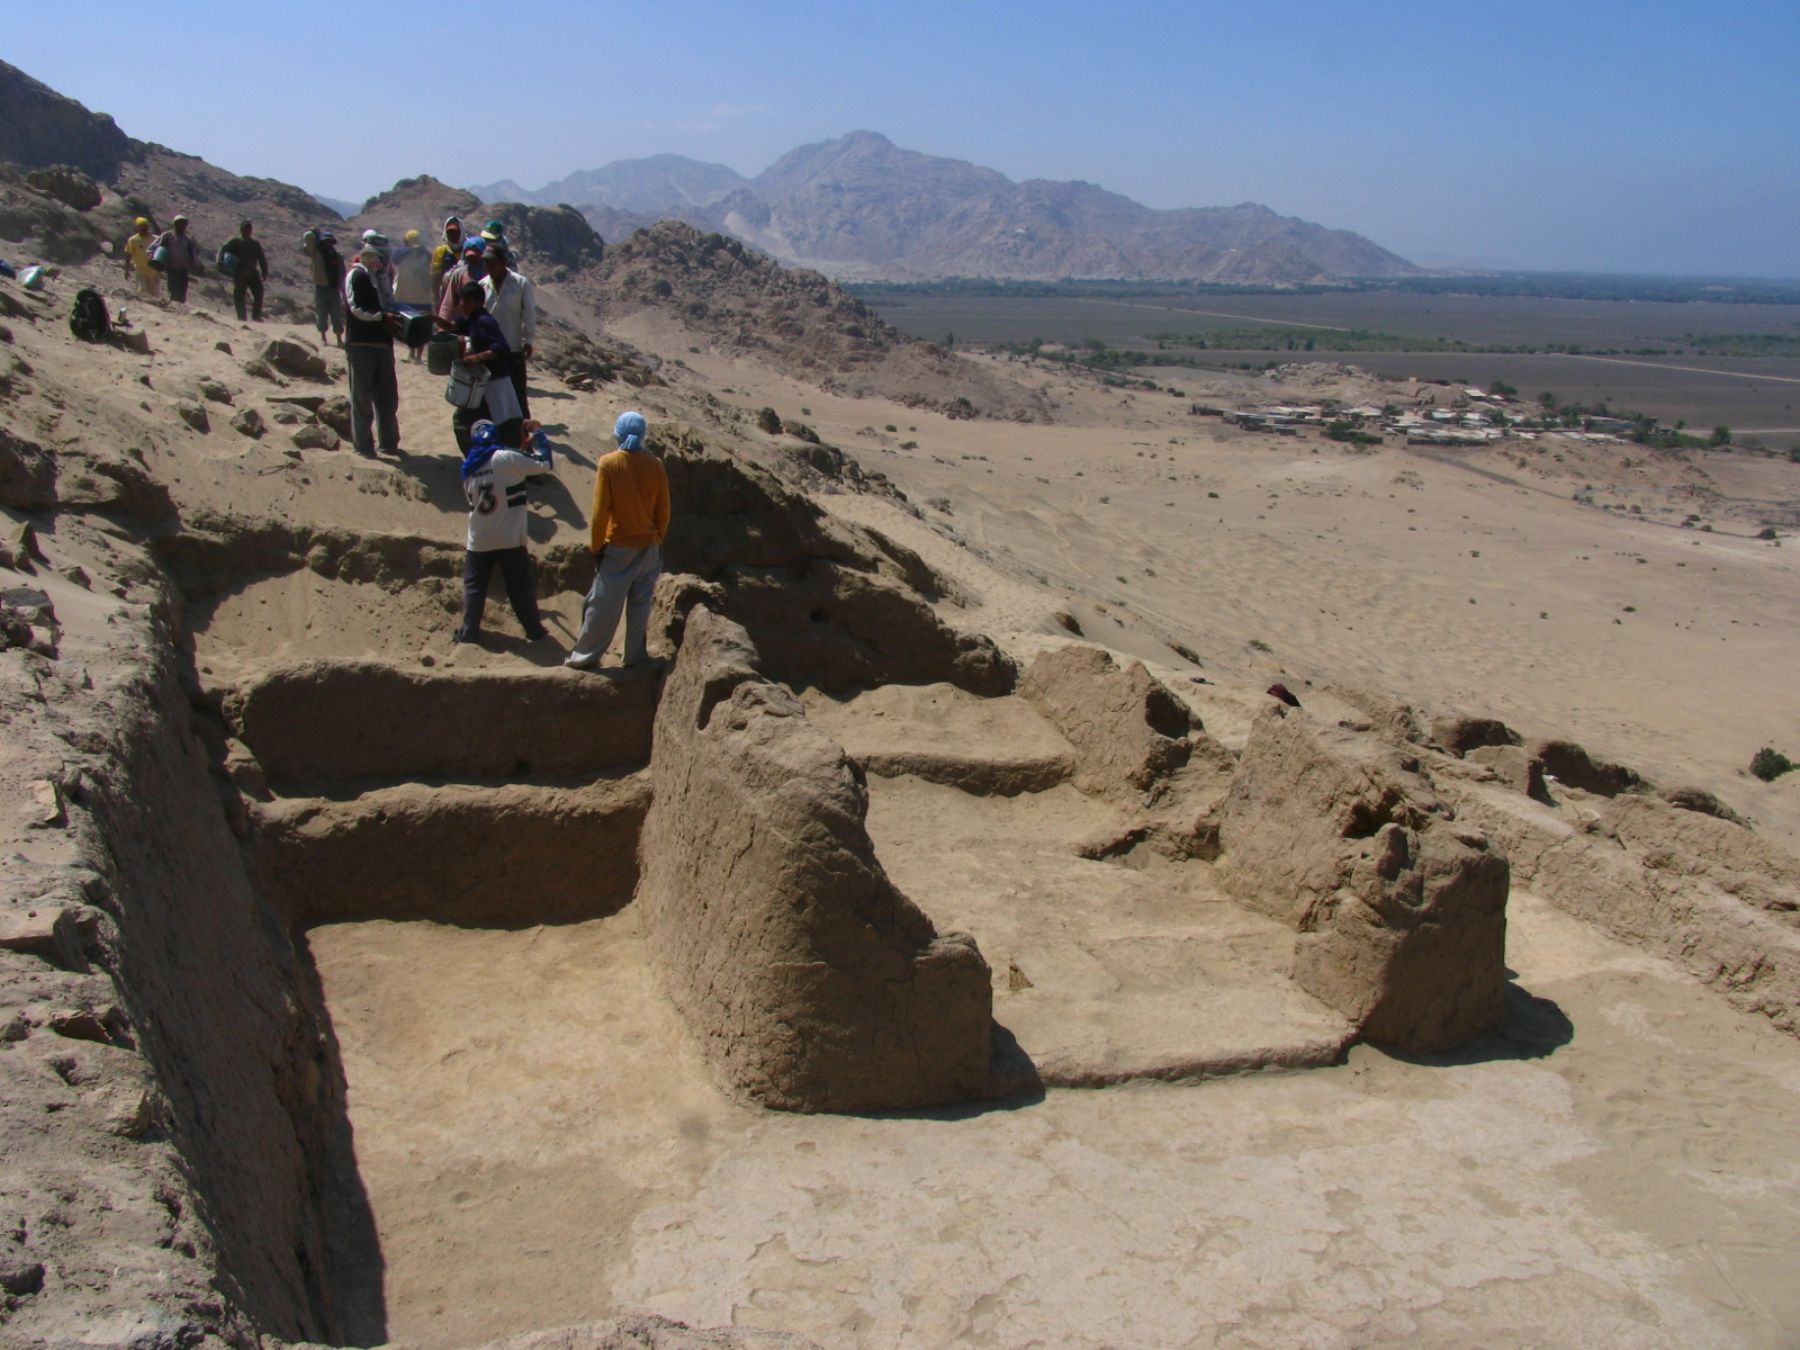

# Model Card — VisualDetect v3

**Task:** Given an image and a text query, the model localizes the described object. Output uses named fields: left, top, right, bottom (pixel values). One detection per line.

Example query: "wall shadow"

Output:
left=291, top=936, right=390, bottom=1345
left=1372, top=980, right=1575, bottom=1068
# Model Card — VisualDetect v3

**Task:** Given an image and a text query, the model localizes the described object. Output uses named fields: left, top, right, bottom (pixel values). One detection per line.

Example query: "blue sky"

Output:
left=16, top=0, right=1800, bottom=275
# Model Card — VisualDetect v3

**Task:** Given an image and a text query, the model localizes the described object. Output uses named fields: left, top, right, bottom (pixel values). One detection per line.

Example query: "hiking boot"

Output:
left=563, top=651, right=599, bottom=671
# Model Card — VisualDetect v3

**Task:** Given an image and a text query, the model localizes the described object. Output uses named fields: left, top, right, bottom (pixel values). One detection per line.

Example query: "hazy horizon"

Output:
left=14, top=0, right=1799, bottom=278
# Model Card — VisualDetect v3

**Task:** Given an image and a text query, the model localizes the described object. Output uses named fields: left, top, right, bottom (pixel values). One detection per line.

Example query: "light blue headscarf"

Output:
left=614, top=410, right=647, bottom=451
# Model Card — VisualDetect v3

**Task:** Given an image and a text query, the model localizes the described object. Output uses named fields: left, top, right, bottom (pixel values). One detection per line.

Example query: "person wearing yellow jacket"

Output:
left=565, top=411, right=670, bottom=671
left=123, top=218, right=160, bottom=297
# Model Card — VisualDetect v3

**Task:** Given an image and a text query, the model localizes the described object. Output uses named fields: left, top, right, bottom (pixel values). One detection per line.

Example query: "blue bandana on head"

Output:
left=614, top=410, right=647, bottom=451
left=460, top=420, right=504, bottom=481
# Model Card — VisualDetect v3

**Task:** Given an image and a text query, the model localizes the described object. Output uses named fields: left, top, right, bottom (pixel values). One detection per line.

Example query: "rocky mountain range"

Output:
left=474, top=130, right=1418, bottom=284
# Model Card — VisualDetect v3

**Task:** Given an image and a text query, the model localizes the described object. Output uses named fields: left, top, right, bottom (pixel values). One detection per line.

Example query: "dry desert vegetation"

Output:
left=1, top=188, right=1798, bottom=1350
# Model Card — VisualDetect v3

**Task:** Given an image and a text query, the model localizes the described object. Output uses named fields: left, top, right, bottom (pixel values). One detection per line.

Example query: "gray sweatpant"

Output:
left=571, top=543, right=661, bottom=665
left=345, top=343, right=399, bottom=454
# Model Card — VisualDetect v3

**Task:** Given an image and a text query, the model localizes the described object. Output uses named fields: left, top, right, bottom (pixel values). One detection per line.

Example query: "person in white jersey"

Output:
left=455, top=418, right=555, bottom=645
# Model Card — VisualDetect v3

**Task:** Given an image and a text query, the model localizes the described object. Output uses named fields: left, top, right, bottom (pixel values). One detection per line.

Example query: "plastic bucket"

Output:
left=426, top=331, right=460, bottom=375
left=403, top=312, right=435, bottom=349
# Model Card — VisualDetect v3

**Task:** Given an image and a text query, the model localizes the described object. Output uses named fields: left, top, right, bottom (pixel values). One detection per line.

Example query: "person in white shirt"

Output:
left=480, top=243, right=538, bottom=421
left=455, top=418, right=555, bottom=645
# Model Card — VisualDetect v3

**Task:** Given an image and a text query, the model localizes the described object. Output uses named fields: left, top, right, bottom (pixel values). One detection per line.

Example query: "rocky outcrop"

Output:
left=1020, top=643, right=1192, bottom=799
left=636, top=607, right=993, bottom=1111
left=0, top=60, right=138, bottom=181
left=1212, top=709, right=1510, bottom=1052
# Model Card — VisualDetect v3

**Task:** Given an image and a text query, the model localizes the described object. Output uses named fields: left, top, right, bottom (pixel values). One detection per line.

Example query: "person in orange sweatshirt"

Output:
left=565, top=410, right=671, bottom=670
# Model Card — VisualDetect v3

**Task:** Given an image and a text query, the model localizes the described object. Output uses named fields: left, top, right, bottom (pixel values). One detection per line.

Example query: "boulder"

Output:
left=196, top=377, right=233, bottom=405
left=259, top=338, right=328, bottom=381
left=24, top=166, right=102, bottom=211
left=637, top=606, right=993, bottom=1111
left=290, top=423, right=337, bottom=451
left=1019, top=643, right=1191, bottom=799
left=229, top=408, right=265, bottom=440
left=174, top=400, right=209, bottom=433
left=1212, top=708, right=1509, bottom=1052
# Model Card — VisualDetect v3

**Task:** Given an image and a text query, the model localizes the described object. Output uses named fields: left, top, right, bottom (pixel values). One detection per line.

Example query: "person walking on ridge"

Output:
left=565, top=410, right=669, bottom=671
left=225, top=220, right=269, bottom=322
left=158, top=215, right=203, bottom=304
left=123, top=217, right=161, bottom=298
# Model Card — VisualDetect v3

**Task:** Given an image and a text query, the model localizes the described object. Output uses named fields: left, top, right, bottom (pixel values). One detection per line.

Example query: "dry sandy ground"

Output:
left=8, top=276, right=1799, bottom=1347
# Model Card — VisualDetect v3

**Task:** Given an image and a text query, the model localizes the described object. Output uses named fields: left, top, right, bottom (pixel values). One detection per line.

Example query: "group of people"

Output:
left=458, top=408, right=670, bottom=675
left=123, top=216, right=271, bottom=321
left=122, top=207, right=661, bottom=671
left=297, top=214, right=538, bottom=461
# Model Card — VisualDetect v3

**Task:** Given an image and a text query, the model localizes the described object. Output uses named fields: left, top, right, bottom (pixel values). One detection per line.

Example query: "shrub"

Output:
left=755, top=407, right=781, bottom=434
left=1750, top=747, right=1794, bottom=782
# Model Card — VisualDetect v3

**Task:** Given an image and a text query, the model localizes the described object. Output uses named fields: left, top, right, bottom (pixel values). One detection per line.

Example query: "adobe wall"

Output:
left=636, top=606, right=994, bottom=1111
left=1212, top=708, right=1511, bottom=1053
left=227, top=659, right=659, bottom=783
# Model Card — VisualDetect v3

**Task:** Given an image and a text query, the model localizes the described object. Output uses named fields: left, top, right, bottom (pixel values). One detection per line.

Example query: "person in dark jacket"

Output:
left=225, top=220, right=270, bottom=322
left=344, top=243, right=400, bottom=457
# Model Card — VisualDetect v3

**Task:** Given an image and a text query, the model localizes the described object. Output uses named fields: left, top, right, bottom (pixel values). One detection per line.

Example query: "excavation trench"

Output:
left=95, top=480, right=1461, bottom=1345
left=111, top=488, right=1030, bottom=1343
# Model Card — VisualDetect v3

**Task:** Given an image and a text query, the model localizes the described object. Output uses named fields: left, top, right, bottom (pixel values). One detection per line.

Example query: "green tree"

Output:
left=1709, top=425, right=1731, bottom=446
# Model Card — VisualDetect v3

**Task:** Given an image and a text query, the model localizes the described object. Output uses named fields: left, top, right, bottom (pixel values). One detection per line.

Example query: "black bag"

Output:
left=70, top=288, right=111, bottom=343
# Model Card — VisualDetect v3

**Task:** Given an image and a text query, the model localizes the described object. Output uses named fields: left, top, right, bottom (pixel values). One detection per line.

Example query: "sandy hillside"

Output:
left=2, top=237, right=1798, bottom=1350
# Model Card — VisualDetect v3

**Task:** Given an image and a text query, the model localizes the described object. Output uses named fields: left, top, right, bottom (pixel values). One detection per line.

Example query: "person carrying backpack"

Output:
left=302, top=228, right=346, bottom=345
left=223, top=220, right=270, bottom=322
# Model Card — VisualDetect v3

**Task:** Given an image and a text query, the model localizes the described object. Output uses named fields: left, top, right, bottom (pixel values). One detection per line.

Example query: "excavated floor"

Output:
left=308, top=893, right=1800, bottom=1349
left=803, top=683, right=1356, bottom=1083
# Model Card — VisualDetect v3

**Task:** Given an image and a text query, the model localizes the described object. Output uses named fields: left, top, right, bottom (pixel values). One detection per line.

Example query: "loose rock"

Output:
left=316, top=396, right=354, bottom=440
left=259, top=338, right=328, bottom=381
left=290, top=424, right=338, bottom=451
